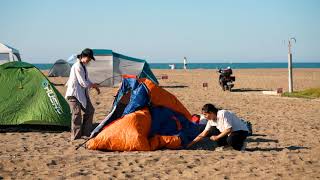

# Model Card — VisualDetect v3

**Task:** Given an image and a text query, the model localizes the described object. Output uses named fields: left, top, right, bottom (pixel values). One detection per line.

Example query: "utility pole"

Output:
left=288, top=38, right=296, bottom=93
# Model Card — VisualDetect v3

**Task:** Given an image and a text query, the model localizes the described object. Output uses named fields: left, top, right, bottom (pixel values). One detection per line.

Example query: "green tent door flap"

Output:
left=138, top=62, right=159, bottom=85
left=0, top=61, right=71, bottom=127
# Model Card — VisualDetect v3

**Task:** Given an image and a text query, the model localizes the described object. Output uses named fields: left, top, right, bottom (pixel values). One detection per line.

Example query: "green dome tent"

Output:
left=0, top=61, right=71, bottom=127
left=48, top=59, right=71, bottom=77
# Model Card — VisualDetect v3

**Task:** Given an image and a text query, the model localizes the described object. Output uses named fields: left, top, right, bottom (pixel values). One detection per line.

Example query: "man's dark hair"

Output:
left=202, top=103, right=218, bottom=114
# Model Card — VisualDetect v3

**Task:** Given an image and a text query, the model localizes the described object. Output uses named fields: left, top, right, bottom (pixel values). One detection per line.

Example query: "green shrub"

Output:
left=282, top=88, right=320, bottom=99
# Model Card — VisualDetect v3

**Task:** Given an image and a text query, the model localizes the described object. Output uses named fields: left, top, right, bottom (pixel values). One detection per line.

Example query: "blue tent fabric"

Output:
left=90, top=78, right=144, bottom=138
left=113, top=77, right=140, bottom=107
left=122, top=84, right=149, bottom=116
left=150, top=107, right=180, bottom=136
left=150, top=107, right=200, bottom=147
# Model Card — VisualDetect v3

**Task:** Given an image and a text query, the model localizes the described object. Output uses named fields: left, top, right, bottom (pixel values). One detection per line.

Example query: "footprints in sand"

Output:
left=46, top=160, right=58, bottom=166
left=60, top=154, right=205, bottom=179
left=70, top=169, right=92, bottom=177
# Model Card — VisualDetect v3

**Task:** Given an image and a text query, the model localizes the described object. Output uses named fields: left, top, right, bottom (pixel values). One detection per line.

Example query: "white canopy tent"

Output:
left=0, top=43, right=21, bottom=65
left=68, top=49, right=158, bottom=87
left=90, top=49, right=158, bottom=87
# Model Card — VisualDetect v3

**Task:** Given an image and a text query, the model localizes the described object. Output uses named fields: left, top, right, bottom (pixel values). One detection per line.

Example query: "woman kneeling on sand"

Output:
left=187, top=103, right=249, bottom=151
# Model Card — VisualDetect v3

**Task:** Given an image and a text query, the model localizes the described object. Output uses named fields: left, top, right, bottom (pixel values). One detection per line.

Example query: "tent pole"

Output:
left=75, top=138, right=90, bottom=150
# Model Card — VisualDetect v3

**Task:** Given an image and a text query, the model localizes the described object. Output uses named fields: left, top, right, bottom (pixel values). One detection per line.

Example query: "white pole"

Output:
left=9, top=51, right=13, bottom=61
left=287, top=38, right=295, bottom=93
left=288, top=53, right=293, bottom=93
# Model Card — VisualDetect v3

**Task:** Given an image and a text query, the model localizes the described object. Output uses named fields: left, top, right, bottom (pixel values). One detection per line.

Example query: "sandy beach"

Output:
left=1, top=68, right=320, bottom=179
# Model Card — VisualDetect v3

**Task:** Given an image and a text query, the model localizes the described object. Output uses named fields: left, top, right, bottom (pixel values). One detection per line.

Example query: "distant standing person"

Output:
left=183, top=57, right=187, bottom=70
left=65, top=48, right=100, bottom=140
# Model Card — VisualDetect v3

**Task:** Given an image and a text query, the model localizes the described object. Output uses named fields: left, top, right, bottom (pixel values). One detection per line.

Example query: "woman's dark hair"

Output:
left=76, top=53, right=90, bottom=59
left=77, top=48, right=95, bottom=60
left=202, top=103, right=218, bottom=114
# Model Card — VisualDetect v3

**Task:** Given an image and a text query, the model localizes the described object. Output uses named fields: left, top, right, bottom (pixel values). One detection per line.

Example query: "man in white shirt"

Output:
left=65, top=48, right=100, bottom=140
left=187, top=103, right=248, bottom=151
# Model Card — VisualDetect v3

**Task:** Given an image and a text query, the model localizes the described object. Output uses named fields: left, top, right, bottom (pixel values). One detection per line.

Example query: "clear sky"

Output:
left=1, top=0, right=319, bottom=63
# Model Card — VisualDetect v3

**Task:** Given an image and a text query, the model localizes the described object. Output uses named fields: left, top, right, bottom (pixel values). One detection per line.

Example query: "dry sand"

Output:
left=1, top=68, right=320, bottom=179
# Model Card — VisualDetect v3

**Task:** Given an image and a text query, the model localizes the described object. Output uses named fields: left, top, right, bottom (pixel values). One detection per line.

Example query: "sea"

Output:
left=34, top=62, right=320, bottom=70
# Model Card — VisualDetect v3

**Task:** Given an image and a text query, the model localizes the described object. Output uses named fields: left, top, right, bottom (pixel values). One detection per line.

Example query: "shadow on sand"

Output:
left=231, top=88, right=270, bottom=92
left=246, top=146, right=309, bottom=152
left=189, top=133, right=310, bottom=152
left=160, top=85, right=188, bottom=88
left=247, top=137, right=279, bottom=143
left=250, top=133, right=267, bottom=137
left=0, top=125, right=70, bottom=133
left=52, top=83, right=65, bottom=86
left=246, top=135, right=309, bottom=152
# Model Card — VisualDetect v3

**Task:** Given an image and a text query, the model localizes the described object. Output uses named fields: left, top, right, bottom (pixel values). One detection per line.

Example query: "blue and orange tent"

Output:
left=86, top=75, right=200, bottom=151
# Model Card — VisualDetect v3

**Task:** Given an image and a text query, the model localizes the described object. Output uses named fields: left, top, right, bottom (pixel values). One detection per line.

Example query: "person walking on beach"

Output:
left=65, top=48, right=100, bottom=140
left=183, top=57, right=187, bottom=70
left=187, top=103, right=249, bottom=151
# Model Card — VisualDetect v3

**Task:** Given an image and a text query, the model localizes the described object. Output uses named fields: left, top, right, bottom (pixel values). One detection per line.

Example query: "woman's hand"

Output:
left=210, top=136, right=219, bottom=141
left=90, top=83, right=101, bottom=94
left=210, top=128, right=231, bottom=141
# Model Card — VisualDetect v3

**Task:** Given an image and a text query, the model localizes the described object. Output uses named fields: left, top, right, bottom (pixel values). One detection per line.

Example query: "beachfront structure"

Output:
left=87, top=49, right=158, bottom=87
left=48, top=59, right=71, bottom=77
left=0, top=43, right=21, bottom=64
left=169, top=64, right=175, bottom=69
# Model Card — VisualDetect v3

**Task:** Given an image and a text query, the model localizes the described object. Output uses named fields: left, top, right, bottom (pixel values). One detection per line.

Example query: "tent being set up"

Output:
left=86, top=75, right=200, bottom=151
left=0, top=61, right=71, bottom=127
left=48, top=59, right=71, bottom=77
left=85, top=49, right=158, bottom=87
left=0, top=43, right=21, bottom=65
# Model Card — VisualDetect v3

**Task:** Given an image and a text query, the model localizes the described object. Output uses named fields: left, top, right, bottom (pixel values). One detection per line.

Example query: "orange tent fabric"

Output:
left=149, top=135, right=182, bottom=150
left=139, top=78, right=192, bottom=120
left=87, top=107, right=183, bottom=151
left=87, top=108, right=151, bottom=151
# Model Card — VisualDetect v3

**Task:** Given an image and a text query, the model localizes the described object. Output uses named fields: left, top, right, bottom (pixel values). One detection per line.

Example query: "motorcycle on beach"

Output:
left=217, top=67, right=235, bottom=91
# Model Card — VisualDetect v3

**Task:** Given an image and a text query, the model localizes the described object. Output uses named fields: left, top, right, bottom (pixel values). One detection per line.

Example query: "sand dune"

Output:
left=1, top=68, right=320, bottom=179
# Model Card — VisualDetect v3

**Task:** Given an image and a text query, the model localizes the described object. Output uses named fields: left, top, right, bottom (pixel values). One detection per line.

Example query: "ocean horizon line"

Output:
left=33, top=62, right=320, bottom=70
left=27, top=60, right=320, bottom=64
